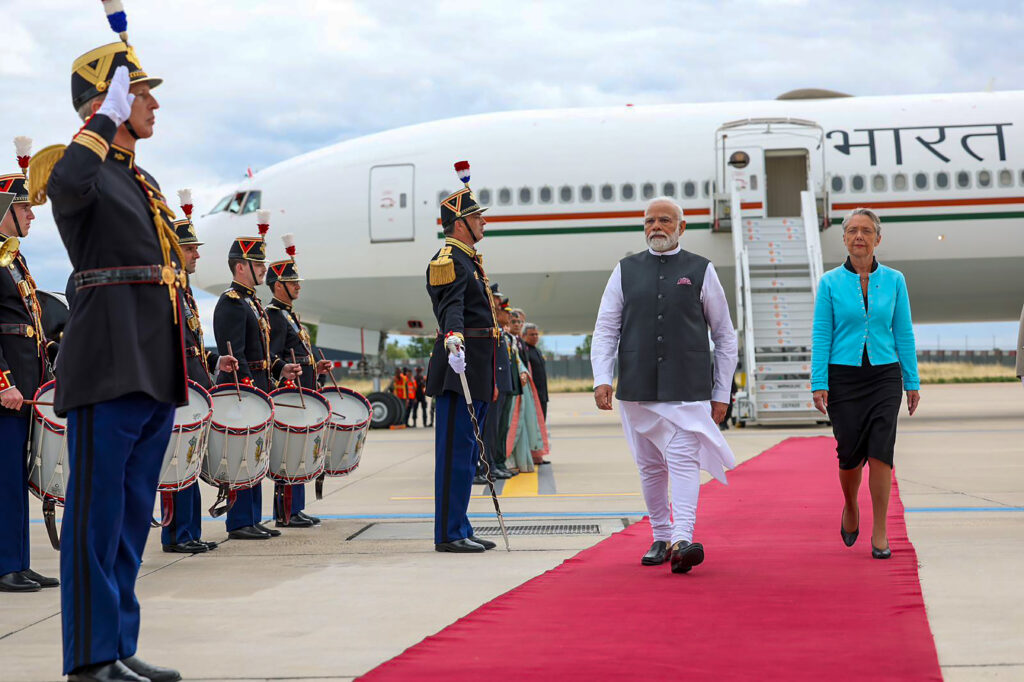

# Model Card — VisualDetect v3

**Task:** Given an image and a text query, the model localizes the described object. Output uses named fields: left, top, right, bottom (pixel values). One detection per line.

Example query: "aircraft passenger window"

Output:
left=977, top=170, right=992, bottom=188
left=539, top=186, right=553, bottom=204
left=518, top=187, right=532, bottom=204
left=830, top=176, right=844, bottom=193
left=702, top=180, right=711, bottom=197
left=600, top=184, right=614, bottom=201
left=661, top=182, right=676, bottom=197
left=871, top=174, right=887, bottom=192
left=955, top=171, right=971, bottom=189
left=892, top=174, right=907, bottom=191
left=913, top=173, right=928, bottom=190
left=935, top=172, right=949, bottom=189
left=1020, top=169, right=1024, bottom=186
left=580, top=185, right=594, bottom=202
left=498, top=188, right=512, bottom=205
left=641, top=183, right=655, bottom=200
left=683, top=181, right=696, bottom=198
left=241, top=191, right=262, bottom=214
left=478, top=188, right=492, bottom=206
left=621, top=184, right=635, bottom=200
left=211, top=194, right=232, bottom=214
left=749, top=175, right=758, bottom=190
left=997, top=170, right=1013, bottom=187
left=559, top=185, right=573, bottom=203
left=850, top=175, right=865, bottom=192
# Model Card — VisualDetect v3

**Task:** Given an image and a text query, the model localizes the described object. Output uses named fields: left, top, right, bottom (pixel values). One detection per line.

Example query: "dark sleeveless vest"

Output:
left=616, top=249, right=713, bottom=402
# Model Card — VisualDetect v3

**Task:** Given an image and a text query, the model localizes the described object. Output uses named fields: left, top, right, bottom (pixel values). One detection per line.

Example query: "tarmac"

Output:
left=1, top=383, right=1022, bottom=681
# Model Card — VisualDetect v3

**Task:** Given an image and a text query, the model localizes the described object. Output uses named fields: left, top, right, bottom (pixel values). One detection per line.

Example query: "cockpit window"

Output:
left=241, top=191, right=261, bottom=214
left=227, top=192, right=246, bottom=214
left=211, top=194, right=233, bottom=214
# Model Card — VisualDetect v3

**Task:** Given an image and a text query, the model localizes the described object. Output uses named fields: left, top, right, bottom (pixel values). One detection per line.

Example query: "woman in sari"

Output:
left=504, top=311, right=549, bottom=472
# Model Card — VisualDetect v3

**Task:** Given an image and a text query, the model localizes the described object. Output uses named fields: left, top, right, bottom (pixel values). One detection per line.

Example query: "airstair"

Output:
left=730, top=187, right=826, bottom=425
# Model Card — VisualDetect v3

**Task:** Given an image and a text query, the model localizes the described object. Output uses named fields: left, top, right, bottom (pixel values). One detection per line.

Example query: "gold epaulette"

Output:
left=72, top=128, right=109, bottom=161
left=27, top=145, right=67, bottom=207
left=429, top=246, right=455, bottom=286
left=224, top=289, right=241, bottom=300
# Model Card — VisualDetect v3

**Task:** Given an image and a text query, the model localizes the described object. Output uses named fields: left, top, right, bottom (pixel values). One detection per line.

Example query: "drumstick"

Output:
left=290, top=349, right=306, bottom=408
left=24, top=400, right=53, bottom=406
left=274, top=402, right=347, bottom=420
left=317, top=348, right=350, bottom=420
left=226, top=341, right=243, bottom=402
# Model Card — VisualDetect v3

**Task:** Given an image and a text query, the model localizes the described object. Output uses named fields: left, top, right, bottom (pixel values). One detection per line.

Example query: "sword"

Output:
left=456, top=360, right=511, bottom=552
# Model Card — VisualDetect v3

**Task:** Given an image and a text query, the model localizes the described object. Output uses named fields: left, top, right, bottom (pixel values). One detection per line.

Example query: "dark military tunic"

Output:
left=47, top=115, right=186, bottom=414
left=425, top=237, right=497, bottom=403
left=0, top=236, right=57, bottom=417
left=213, top=281, right=284, bottom=392
left=267, top=298, right=321, bottom=391
left=182, top=284, right=217, bottom=390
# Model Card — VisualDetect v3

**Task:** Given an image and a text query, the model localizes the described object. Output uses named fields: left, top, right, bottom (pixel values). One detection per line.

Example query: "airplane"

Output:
left=192, top=88, right=1024, bottom=360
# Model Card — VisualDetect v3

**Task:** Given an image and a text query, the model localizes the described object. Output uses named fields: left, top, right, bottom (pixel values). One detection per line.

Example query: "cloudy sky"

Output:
left=3, top=0, right=1022, bottom=351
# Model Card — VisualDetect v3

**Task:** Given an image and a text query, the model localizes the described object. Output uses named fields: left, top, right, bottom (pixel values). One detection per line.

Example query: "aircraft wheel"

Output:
left=367, top=392, right=400, bottom=429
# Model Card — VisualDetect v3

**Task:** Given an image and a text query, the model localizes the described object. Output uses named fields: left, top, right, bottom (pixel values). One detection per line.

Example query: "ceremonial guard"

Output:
left=265, top=234, right=332, bottom=527
left=161, top=190, right=238, bottom=554
left=214, top=210, right=301, bottom=540
left=39, top=7, right=189, bottom=679
left=424, top=161, right=498, bottom=553
left=0, top=139, right=60, bottom=593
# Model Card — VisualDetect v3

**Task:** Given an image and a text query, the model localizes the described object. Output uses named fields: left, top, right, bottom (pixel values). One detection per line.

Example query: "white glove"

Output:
left=96, top=66, right=136, bottom=127
left=448, top=348, right=466, bottom=374
left=444, top=333, right=463, bottom=355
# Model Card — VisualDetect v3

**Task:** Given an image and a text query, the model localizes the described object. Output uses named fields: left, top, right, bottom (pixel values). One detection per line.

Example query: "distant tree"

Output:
left=405, top=337, right=435, bottom=359
left=575, top=334, right=592, bottom=357
left=385, top=340, right=409, bottom=360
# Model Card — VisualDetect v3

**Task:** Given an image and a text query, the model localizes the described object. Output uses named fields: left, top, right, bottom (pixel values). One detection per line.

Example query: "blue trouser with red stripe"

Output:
left=434, top=391, right=488, bottom=544
left=59, top=394, right=174, bottom=674
left=160, top=482, right=203, bottom=546
left=0, top=414, right=31, bottom=576
left=226, top=482, right=263, bottom=531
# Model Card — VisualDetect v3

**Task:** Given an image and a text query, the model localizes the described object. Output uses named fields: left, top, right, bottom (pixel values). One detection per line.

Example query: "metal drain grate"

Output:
left=474, top=524, right=601, bottom=536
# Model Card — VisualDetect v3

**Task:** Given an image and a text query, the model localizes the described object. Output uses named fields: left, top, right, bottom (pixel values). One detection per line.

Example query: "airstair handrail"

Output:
left=739, top=247, right=758, bottom=419
left=800, top=189, right=825, bottom=297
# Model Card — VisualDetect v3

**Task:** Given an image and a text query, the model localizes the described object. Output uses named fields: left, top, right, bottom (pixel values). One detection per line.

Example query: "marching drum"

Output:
left=321, top=386, right=371, bottom=476
left=27, top=380, right=68, bottom=548
left=158, top=380, right=213, bottom=493
left=267, top=386, right=330, bottom=485
left=202, top=383, right=274, bottom=493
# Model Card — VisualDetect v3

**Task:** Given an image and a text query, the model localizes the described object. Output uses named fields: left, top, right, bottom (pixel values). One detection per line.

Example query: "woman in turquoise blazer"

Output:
left=811, top=208, right=921, bottom=559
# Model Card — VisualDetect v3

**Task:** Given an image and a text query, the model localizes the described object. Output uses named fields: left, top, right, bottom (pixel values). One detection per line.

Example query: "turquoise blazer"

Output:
left=811, top=261, right=920, bottom=391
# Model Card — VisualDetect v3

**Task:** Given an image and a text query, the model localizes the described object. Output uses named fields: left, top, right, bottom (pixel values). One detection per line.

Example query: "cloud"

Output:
left=3, top=0, right=1022, bottom=337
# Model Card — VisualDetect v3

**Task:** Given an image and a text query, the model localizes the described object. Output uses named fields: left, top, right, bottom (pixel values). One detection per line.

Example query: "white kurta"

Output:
left=591, top=244, right=739, bottom=543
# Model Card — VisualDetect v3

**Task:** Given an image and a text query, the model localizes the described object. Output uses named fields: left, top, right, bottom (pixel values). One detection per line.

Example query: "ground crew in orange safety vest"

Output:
left=391, top=368, right=408, bottom=400
left=404, top=367, right=418, bottom=427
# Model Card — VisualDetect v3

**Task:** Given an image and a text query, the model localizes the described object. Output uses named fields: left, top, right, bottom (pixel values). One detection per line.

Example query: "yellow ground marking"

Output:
left=499, top=470, right=538, bottom=497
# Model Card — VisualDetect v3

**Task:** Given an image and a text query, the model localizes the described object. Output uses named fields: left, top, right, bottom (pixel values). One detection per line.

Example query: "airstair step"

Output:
left=750, top=276, right=812, bottom=290
left=756, top=380, right=812, bottom=392
left=752, top=310, right=814, bottom=322
left=751, top=293, right=814, bottom=306
left=754, top=361, right=812, bottom=375
left=756, top=398, right=818, bottom=412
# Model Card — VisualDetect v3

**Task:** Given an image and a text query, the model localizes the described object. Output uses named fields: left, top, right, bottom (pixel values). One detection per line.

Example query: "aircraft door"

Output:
left=764, top=149, right=808, bottom=217
left=369, top=164, right=415, bottom=242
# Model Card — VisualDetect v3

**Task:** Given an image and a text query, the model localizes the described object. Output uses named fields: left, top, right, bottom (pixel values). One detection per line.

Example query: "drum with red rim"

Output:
left=267, top=386, right=329, bottom=484
left=27, top=380, right=68, bottom=504
left=202, top=383, right=274, bottom=491
left=321, top=386, right=371, bottom=476
left=158, top=380, right=213, bottom=493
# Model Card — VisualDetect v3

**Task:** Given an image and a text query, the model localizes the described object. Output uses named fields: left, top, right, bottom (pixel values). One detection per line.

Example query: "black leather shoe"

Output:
left=121, top=655, right=182, bottom=682
left=296, top=511, right=321, bottom=525
left=19, top=568, right=59, bottom=587
left=641, top=541, right=670, bottom=566
left=872, top=544, right=892, bottom=560
left=670, top=541, right=705, bottom=574
left=493, top=468, right=514, bottom=479
left=472, top=475, right=488, bottom=485
left=162, top=540, right=208, bottom=554
left=469, top=535, right=497, bottom=550
left=227, top=525, right=271, bottom=540
left=255, top=522, right=282, bottom=537
left=0, top=571, right=41, bottom=592
left=841, top=507, right=859, bottom=547
left=200, top=540, right=219, bottom=551
left=435, top=539, right=486, bottom=553
left=275, top=514, right=314, bottom=528
left=68, top=660, right=148, bottom=681
left=536, top=460, right=551, bottom=465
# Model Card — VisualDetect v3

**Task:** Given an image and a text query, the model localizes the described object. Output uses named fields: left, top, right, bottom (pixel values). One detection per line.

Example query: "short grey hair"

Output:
left=645, top=196, right=684, bottom=223
left=841, top=207, right=882, bottom=236
left=522, top=322, right=538, bottom=333
left=76, top=95, right=105, bottom=122
left=508, top=308, right=525, bottom=320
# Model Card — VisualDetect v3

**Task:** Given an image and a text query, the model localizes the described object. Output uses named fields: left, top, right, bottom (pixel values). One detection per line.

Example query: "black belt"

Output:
left=247, top=360, right=269, bottom=370
left=185, top=346, right=203, bottom=358
left=0, top=323, right=35, bottom=338
left=438, top=328, right=498, bottom=339
left=73, top=265, right=183, bottom=291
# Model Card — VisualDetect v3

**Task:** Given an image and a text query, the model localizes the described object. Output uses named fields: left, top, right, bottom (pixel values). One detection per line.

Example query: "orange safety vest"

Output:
left=405, top=376, right=417, bottom=400
left=394, top=375, right=407, bottom=400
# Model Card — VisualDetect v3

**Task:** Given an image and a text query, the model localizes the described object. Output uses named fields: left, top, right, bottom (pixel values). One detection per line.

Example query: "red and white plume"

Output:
left=454, top=160, right=471, bottom=187
left=176, top=188, right=193, bottom=220
left=281, top=233, right=296, bottom=259
left=14, top=137, right=31, bottom=176
left=256, top=209, right=271, bottom=237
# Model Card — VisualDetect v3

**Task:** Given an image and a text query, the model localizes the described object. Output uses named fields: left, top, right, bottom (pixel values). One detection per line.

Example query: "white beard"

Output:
left=646, top=232, right=679, bottom=252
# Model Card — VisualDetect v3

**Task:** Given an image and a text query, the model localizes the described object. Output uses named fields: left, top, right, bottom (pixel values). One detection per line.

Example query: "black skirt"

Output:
left=826, top=360, right=903, bottom=469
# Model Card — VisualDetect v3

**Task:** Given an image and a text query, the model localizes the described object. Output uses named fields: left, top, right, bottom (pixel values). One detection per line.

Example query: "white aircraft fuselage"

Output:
left=193, top=90, right=1024, bottom=352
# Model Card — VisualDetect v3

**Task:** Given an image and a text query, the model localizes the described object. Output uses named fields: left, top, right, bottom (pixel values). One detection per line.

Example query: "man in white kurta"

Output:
left=592, top=197, right=738, bottom=574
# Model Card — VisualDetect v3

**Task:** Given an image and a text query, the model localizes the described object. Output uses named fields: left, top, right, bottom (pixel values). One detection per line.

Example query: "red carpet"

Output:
left=361, top=437, right=942, bottom=681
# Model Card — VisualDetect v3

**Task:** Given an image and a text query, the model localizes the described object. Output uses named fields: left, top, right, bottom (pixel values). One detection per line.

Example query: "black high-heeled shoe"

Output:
left=840, top=508, right=859, bottom=547
left=871, top=545, right=892, bottom=560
